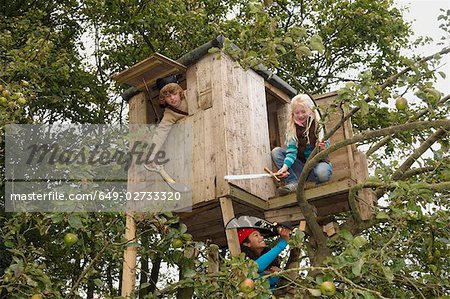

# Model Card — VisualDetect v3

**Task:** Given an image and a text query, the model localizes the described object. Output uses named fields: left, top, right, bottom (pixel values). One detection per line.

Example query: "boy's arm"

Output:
left=254, top=239, right=288, bottom=273
left=148, top=111, right=181, bottom=161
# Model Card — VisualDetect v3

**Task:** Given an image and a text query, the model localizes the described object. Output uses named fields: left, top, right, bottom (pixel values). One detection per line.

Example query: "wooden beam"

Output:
left=219, top=197, right=241, bottom=256
left=228, top=183, right=269, bottom=210
left=121, top=213, right=137, bottom=297
left=268, top=179, right=354, bottom=209
left=265, top=81, right=290, bottom=104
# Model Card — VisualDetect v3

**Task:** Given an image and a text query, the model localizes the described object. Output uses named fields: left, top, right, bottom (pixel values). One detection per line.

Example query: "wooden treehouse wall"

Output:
left=184, top=53, right=276, bottom=205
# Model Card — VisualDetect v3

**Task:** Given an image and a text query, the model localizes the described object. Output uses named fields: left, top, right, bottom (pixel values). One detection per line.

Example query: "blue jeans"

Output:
left=271, top=147, right=332, bottom=185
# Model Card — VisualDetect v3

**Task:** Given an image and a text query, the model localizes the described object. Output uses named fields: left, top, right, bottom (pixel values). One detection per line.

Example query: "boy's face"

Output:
left=164, top=91, right=181, bottom=108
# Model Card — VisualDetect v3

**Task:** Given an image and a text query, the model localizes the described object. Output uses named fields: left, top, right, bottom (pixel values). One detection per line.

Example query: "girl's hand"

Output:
left=277, top=226, right=291, bottom=241
left=318, top=141, right=326, bottom=151
left=275, top=164, right=289, bottom=178
left=268, top=266, right=281, bottom=273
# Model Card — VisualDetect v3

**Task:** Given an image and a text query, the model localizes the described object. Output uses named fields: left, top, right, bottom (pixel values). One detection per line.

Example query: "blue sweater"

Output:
left=254, top=239, right=288, bottom=288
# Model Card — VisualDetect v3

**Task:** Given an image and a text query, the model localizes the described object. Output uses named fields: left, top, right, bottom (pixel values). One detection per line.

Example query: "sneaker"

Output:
left=278, top=183, right=297, bottom=196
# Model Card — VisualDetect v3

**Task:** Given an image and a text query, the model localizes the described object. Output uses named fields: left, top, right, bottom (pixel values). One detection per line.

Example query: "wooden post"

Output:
left=121, top=212, right=137, bottom=298
left=219, top=197, right=240, bottom=256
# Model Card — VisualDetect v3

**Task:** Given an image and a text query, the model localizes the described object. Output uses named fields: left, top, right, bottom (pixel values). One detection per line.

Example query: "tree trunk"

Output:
left=139, top=235, right=149, bottom=298
left=149, top=254, right=162, bottom=293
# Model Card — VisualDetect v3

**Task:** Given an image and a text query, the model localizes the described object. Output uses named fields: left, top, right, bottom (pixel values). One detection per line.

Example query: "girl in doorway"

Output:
left=272, top=94, right=332, bottom=195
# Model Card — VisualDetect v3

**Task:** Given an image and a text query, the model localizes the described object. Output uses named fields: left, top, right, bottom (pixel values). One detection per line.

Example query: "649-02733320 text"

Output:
left=9, top=191, right=181, bottom=202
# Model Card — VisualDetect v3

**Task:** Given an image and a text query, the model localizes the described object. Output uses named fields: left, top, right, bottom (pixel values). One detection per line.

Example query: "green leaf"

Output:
left=296, top=46, right=312, bottom=57
left=208, top=47, right=220, bottom=54
left=353, top=236, right=368, bottom=248
left=50, top=213, right=64, bottom=223
left=376, top=212, right=390, bottom=220
left=94, top=278, right=103, bottom=287
left=179, top=223, right=188, bottom=234
left=68, top=214, right=83, bottom=229
left=339, top=229, right=353, bottom=241
left=352, top=258, right=365, bottom=276
left=438, top=71, right=446, bottom=79
left=283, top=36, right=294, bottom=45
left=290, top=27, right=307, bottom=38
left=382, top=266, right=394, bottom=282
left=183, top=268, right=196, bottom=278
left=308, top=288, right=322, bottom=297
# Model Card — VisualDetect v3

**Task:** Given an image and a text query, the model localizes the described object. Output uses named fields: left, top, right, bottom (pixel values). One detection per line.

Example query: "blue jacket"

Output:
left=254, top=239, right=288, bottom=288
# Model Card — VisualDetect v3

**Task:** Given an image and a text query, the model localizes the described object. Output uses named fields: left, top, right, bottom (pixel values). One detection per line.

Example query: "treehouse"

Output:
left=112, top=35, right=374, bottom=255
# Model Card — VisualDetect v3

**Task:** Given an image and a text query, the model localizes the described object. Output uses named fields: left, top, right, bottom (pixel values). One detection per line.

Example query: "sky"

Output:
left=395, top=0, right=450, bottom=95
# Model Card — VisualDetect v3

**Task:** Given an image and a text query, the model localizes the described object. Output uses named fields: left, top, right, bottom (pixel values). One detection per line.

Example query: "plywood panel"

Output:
left=186, top=65, right=200, bottom=115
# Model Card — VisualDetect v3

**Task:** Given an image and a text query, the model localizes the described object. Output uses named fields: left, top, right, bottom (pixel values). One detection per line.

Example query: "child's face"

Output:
left=164, top=91, right=182, bottom=108
left=293, top=104, right=311, bottom=124
left=244, top=231, right=266, bottom=250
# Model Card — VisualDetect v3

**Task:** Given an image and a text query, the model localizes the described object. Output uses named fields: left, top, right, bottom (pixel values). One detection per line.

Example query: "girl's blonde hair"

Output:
left=159, top=83, right=185, bottom=105
left=286, top=94, right=315, bottom=144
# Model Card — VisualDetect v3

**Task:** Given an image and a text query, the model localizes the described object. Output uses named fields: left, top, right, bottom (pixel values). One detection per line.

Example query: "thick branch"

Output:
left=392, top=128, right=447, bottom=181
left=367, top=93, right=450, bottom=156
left=401, top=161, right=448, bottom=180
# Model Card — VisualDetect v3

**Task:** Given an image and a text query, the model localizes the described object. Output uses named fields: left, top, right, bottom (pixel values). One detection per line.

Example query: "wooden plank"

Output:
left=353, top=151, right=374, bottom=220
left=219, top=197, right=240, bottom=256
left=196, top=57, right=213, bottom=110
left=323, top=222, right=339, bottom=237
left=228, top=183, right=269, bottom=210
left=268, top=179, right=354, bottom=209
left=186, top=64, right=200, bottom=115
left=128, top=92, right=149, bottom=124
left=121, top=213, right=137, bottom=297
left=213, top=54, right=229, bottom=197
left=112, top=53, right=186, bottom=90
left=191, top=112, right=206, bottom=205
left=264, top=81, right=290, bottom=104
left=203, top=108, right=217, bottom=200
left=276, top=104, right=289, bottom=148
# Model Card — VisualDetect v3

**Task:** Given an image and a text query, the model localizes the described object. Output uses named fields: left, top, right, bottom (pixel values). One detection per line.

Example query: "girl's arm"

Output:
left=254, top=239, right=288, bottom=272
left=284, top=139, right=298, bottom=168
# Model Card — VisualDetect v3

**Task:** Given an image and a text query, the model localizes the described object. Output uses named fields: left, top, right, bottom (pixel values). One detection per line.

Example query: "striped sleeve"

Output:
left=284, top=138, right=298, bottom=168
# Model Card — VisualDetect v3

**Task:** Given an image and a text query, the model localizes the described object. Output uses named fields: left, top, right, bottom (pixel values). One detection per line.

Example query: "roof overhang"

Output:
left=111, top=52, right=186, bottom=91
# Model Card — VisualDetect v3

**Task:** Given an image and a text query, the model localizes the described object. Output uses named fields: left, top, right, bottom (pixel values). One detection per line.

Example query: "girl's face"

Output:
left=243, top=231, right=266, bottom=252
left=164, top=91, right=182, bottom=108
left=293, top=103, right=311, bottom=125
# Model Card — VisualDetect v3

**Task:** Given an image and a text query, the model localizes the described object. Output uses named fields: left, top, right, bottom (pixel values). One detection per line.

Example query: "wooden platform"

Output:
left=177, top=178, right=373, bottom=247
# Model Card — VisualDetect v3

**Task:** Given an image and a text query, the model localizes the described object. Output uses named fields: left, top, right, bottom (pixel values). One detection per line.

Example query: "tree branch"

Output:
left=392, top=128, right=447, bottom=181
left=366, top=93, right=450, bottom=156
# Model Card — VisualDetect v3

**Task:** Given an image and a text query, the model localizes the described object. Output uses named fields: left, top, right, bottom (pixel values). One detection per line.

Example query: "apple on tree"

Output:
left=171, top=238, right=183, bottom=248
left=395, top=96, right=408, bottom=111
left=64, top=233, right=78, bottom=246
left=320, top=281, right=336, bottom=296
left=239, top=278, right=255, bottom=293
